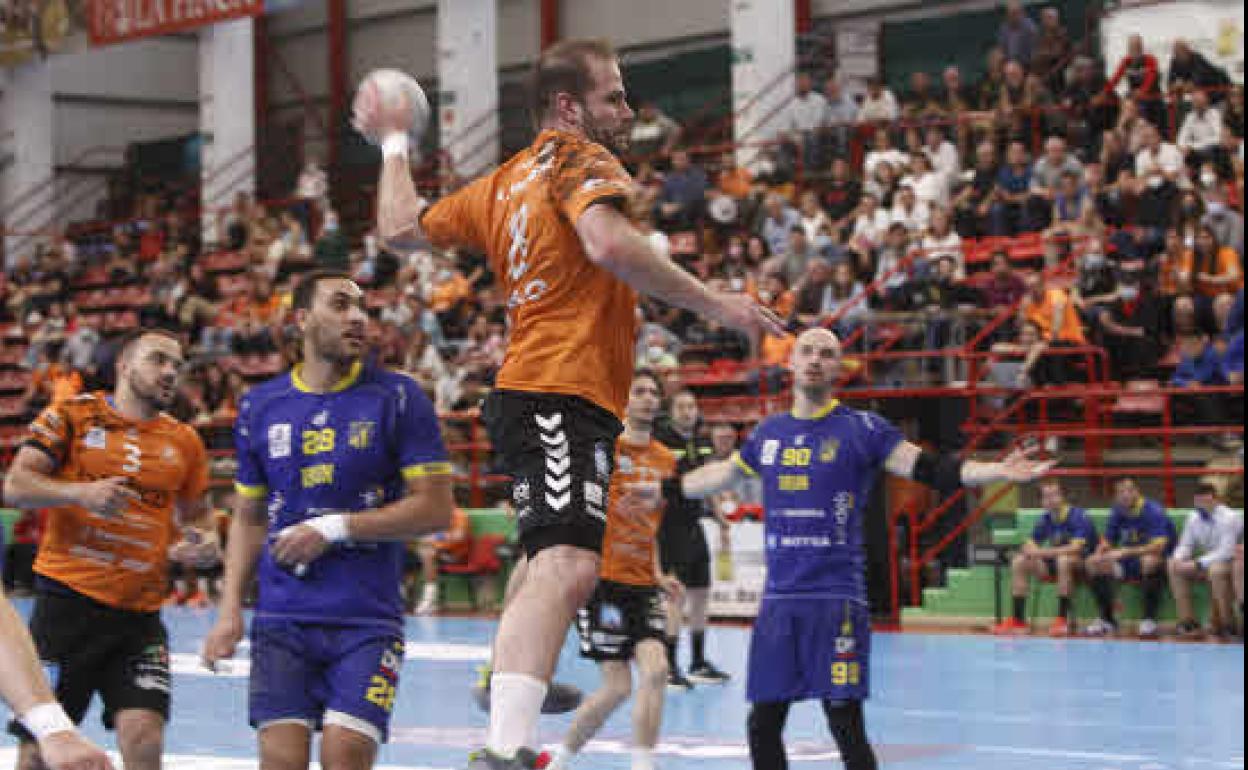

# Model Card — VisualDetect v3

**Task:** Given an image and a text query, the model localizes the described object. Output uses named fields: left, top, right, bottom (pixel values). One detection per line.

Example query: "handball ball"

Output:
left=357, top=68, right=430, bottom=145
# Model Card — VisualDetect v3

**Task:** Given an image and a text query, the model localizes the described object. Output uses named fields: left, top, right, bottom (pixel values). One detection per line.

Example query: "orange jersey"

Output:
left=24, top=393, right=209, bottom=612
left=421, top=129, right=640, bottom=419
left=600, top=436, right=677, bottom=587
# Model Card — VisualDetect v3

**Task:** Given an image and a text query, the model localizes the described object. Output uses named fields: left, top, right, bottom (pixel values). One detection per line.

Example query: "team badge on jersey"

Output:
left=349, top=420, right=375, bottom=449
left=83, top=426, right=107, bottom=449
left=819, top=438, right=840, bottom=464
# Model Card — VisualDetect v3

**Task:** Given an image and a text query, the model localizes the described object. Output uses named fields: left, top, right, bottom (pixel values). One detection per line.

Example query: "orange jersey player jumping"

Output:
left=2, top=330, right=218, bottom=770
left=548, top=370, right=682, bottom=770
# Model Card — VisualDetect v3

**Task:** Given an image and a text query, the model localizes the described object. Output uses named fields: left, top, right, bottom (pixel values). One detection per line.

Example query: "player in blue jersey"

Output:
left=683, top=328, right=1053, bottom=770
left=1085, top=477, right=1176, bottom=639
left=994, top=480, right=1098, bottom=637
left=202, top=271, right=455, bottom=770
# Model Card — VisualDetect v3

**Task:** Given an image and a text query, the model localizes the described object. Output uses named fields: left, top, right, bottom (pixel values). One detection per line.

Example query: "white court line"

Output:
left=0, top=750, right=453, bottom=770
left=975, top=745, right=1245, bottom=768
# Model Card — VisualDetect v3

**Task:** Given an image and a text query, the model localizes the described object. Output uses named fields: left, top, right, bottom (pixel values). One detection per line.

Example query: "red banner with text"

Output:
left=88, top=0, right=262, bottom=47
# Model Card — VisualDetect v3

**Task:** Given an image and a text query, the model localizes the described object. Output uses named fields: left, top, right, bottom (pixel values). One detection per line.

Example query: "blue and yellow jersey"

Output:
left=234, top=361, right=449, bottom=627
left=1030, top=506, right=1098, bottom=556
left=1105, top=497, right=1176, bottom=554
left=734, top=400, right=904, bottom=601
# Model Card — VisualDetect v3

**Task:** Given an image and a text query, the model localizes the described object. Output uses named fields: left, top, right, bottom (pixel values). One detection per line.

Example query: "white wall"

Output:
left=499, top=0, right=539, bottom=69
left=562, top=0, right=728, bottom=50
left=48, top=38, right=199, bottom=101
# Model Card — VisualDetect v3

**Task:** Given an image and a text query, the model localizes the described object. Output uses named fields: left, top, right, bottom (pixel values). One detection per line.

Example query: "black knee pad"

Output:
left=822, top=700, right=878, bottom=770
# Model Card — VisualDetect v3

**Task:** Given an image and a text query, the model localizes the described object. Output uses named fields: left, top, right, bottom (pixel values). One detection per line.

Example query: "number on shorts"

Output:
left=364, top=675, right=397, bottom=712
left=831, top=661, right=861, bottom=687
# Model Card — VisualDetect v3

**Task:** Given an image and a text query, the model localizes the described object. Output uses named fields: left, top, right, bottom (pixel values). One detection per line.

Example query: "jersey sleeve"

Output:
left=1105, top=511, right=1123, bottom=546
left=233, top=391, right=269, bottom=500
left=553, top=142, right=634, bottom=224
left=419, top=177, right=489, bottom=252
left=734, top=425, right=763, bottom=477
left=392, top=375, right=451, bottom=481
left=1075, top=513, right=1098, bottom=549
left=22, top=403, right=73, bottom=469
left=177, top=427, right=210, bottom=502
left=1030, top=515, right=1052, bottom=546
left=858, top=410, right=906, bottom=467
left=1146, top=504, right=1174, bottom=545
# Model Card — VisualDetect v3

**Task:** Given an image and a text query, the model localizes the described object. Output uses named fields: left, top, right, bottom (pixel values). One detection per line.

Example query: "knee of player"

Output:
left=638, top=658, right=670, bottom=692
left=1010, top=553, right=1028, bottom=573
left=1208, top=561, right=1232, bottom=581
left=1141, top=555, right=1164, bottom=574
left=1056, top=555, right=1077, bottom=574
left=118, top=720, right=164, bottom=760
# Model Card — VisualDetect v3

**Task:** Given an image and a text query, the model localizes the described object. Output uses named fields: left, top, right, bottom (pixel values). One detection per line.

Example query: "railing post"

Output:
left=1161, top=392, right=1175, bottom=506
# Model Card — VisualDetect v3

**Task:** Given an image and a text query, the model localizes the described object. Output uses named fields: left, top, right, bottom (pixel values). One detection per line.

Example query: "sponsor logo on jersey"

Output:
left=268, top=424, right=292, bottom=458
left=819, top=438, right=840, bottom=463
left=760, top=439, right=780, bottom=466
left=84, top=426, right=107, bottom=449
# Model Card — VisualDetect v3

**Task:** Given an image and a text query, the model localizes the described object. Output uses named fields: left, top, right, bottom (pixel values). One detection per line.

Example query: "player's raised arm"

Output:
left=352, top=72, right=432, bottom=251
left=682, top=455, right=749, bottom=500
left=883, top=441, right=1056, bottom=489
left=577, top=203, right=785, bottom=339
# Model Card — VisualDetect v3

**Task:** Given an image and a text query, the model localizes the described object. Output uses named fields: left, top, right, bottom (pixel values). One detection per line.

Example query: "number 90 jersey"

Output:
left=734, top=401, right=903, bottom=601
left=234, top=362, right=450, bottom=628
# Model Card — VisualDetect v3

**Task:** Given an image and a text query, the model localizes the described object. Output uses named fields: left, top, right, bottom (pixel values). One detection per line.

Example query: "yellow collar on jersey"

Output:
left=791, top=399, right=840, bottom=421
left=292, top=360, right=363, bottom=394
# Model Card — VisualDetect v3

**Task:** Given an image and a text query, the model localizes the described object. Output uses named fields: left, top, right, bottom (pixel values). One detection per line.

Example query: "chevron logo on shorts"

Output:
left=537, top=413, right=571, bottom=511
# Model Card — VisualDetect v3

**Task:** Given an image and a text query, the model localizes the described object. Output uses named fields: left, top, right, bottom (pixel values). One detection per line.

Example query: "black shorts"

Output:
left=660, top=526, right=712, bottom=590
left=576, top=581, right=667, bottom=662
left=483, top=389, right=622, bottom=558
left=7, top=587, right=170, bottom=741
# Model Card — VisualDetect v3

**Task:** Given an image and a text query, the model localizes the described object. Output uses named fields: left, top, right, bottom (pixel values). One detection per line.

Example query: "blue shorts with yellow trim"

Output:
left=747, top=596, right=871, bottom=705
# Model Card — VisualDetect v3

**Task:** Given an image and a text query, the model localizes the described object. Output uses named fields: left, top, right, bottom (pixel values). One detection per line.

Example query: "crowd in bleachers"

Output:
left=1, top=2, right=1245, bottom=611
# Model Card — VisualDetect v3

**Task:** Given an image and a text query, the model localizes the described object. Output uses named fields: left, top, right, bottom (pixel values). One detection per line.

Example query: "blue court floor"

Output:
left=2, top=606, right=1243, bottom=769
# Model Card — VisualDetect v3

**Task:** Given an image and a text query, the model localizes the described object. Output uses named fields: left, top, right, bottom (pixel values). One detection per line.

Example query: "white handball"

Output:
left=356, top=68, right=431, bottom=146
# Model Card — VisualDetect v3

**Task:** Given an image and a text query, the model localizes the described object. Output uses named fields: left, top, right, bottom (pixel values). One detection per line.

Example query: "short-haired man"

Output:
left=1168, top=483, right=1242, bottom=639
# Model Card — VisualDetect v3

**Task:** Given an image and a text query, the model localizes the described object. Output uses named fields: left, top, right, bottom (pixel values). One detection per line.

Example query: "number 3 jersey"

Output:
left=234, top=362, right=450, bottom=628
left=734, top=401, right=903, bottom=602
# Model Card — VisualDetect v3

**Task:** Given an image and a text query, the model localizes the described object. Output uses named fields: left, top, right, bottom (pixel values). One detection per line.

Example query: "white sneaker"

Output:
left=1085, top=619, right=1116, bottom=637
left=415, top=587, right=438, bottom=615
left=1138, top=619, right=1159, bottom=639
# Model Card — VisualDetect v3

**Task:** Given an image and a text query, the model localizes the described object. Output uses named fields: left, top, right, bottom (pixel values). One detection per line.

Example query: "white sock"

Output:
left=422, top=583, right=438, bottom=601
left=487, top=672, right=548, bottom=757
left=632, top=747, right=656, bottom=770
left=547, top=746, right=574, bottom=769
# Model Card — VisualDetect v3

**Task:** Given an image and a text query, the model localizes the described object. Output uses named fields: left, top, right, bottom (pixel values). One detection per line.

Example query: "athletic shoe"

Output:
left=464, top=748, right=544, bottom=769
left=1175, top=619, right=1203, bottom=638
left=688, top=661, right=732, bottom=685
left=415, top=595, right=438, bottom=616
left=470, top=666, right=585, bottom=715
left=1138, top=619, right=1160, bottom=639
left=184, top=591, right=212, bottom=610
left=1085, top=619, right=1117, bottom=637
left=991, top=618, right=1028, bottom=636
left=1048, top=617, right=1071, bottom=637
left=667, top=669, right=696, bottom=692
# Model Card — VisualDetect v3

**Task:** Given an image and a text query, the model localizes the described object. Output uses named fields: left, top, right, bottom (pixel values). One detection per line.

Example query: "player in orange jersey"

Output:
left=548, top=370, right=681, bottom=770
left=355, top=38, right=783, bottom=769
left=2, top=330, right=217, bottom=770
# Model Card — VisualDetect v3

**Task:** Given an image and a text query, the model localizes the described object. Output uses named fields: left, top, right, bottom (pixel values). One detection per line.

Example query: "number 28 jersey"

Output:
left=735, top=401, right=903, bottom=601
left=234, top=362, right=450, bottom=628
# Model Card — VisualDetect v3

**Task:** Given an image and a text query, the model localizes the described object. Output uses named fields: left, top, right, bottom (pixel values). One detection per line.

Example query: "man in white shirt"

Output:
left=1168, top=483, right=1242, bottom=639
left=922, top=127, right=961, bottom=187
left=1177, top=89, right=1223, bottom=167
left=1135, top=123, right=1186, bottom=188
left=788, top=73, right=831, bottom=172
left=858, top=78, right=900, bottom=124
left=890, top=184, right=930, bottom=234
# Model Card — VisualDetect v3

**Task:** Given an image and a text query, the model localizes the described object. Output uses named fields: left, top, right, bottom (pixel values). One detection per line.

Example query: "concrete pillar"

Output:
left=730, top=0, right=796, bottom=169
left=199, top=17, right=255, bottom=245
left=437, top=0, right=499, bottom=179
left=0, top=60, right=55, bottom=266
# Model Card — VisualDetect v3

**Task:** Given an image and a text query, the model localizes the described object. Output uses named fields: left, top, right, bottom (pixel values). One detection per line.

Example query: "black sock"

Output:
left=1012, top=595, right=1026, bottom=623
left=1058, top=596, right=1072, bottom=620
left=1143, top=572, right=1163, bottom=621
left=748, top=702, right=792, bottom=770
left=665, top=636, right=679, bottom=671
left=691, top=631, right=707, bottom=667
left=1091, top=576, right=1116, bottom=624
left=822, top=700, right=878, bottom=770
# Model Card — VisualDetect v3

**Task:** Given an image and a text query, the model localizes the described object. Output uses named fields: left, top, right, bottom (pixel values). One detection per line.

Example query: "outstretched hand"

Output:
left=998, top=445, right=1057, bottom=484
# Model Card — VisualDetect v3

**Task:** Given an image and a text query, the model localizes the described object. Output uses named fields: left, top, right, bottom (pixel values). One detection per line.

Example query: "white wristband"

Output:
left=381, top=133, right=409, bottom=159
left=21, top=703, right=75, bottom=740
left=305, top=514, right=350, bottom=543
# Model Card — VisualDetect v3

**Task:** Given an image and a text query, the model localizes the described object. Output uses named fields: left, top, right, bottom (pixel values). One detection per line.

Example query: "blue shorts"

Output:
left=746, top=596, right=871, bottom=705
left=1115, top=557, right=1144, bottom=581
left=249, top=619, right=404, bottom=743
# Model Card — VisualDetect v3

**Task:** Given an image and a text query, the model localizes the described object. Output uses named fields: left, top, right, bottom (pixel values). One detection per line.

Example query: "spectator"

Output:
left=1156, top=227, right=1195, bottom=303
left=1201, top=184, right=1244, bottom=259
left=977, top=46, right=1009, bottom=110
left=820, top=261, right=869, bottom=336
left=1086, top=478, right=1176, bottom=638
left=1171, top=330, right=1233, bottom=437
left=778, top=226, right=816, bottom=287
left=901, top=71, right=943, bottom=122
left=655, top=149, right=708, bottom=230
left=858, top=77, right=900, bottom=124
left=891, top=183, right=931, bottom=235
left=1031, top=7, right=1071, bottom=89
left=991, top=318, right=1063, bottom=389
left=1106, top=34, right=1163, bottom=128
left=922, top=126, right=960, bottom=186
left=954, top=141, right=1000, bottom=237
left=938, top=65, right=974, bottom=115
left=983, top=250, right=1027, bottom=308
left=916, top=206, right=964, bottom=278
left=1224, top=85, right=1245, bottom=138
left=792, top=257, right=834, bottom=327
left=1031, top=137, right=1084, bottom=215
left=412, top=507, right=474, bottom=615
left=629, top=101, right=682, bottom=161
left=61, top=312, right=101, bottom=377
left=1071, top=238, right=1120, bottom=321
left=714, top=151, right=754, bottom=201
left=872, top=222, right=913, bottom=302
left=1063, top=56, right=1116, bottom=155
left=820, top=158, right=862, bottom=235
left=292, top=155, right=329, bottom=236
left=903, top=153, right=949, bottom=209
left=1134, top=123, right=1184, bottom=229
left=995, top=480, right=1097, bottom=636
left=998, top=0, right=1038, bottom=69
left=1097, top=269, right=1163, bottom=380
left=1047, top=169, right=1090, bottom=235
left=797, top=190, right=833, bottom=244
left=1190, top=224, right=1243, bottom=301
left=863, top=128, right=909, bottom=182
left=991, top=141, right=1040, bottom=236
left=787, top=72, right=831, bottom=170
left=1168, top=39, right=1232, bottom=97
left=1169, top=483, right=1242, bottom=639
left=759, top=193, right=802, bottom=257
left=751, top=267, right=795, bottom=320
left=822, top=76, right=860, bottom=158
left=312, top=209, right=350, bottom=271
left=1020, top=270, right=1086, bottom=346
left=1178, top=88, right=1224, bottom=169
